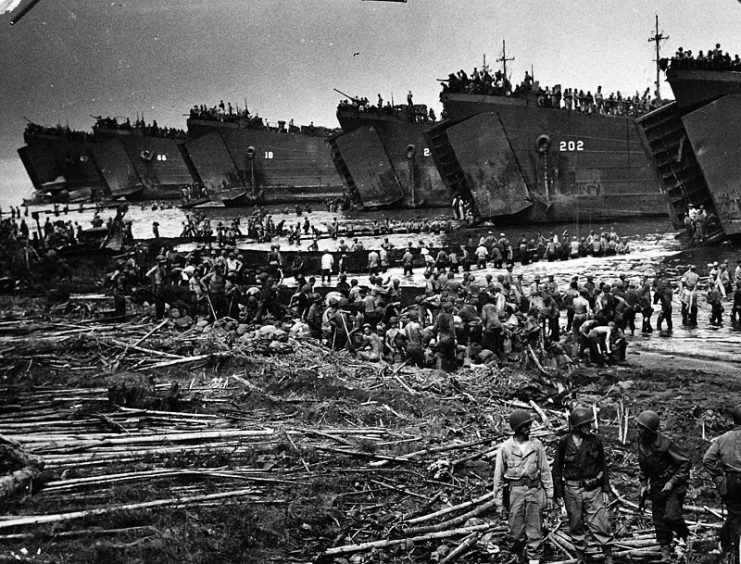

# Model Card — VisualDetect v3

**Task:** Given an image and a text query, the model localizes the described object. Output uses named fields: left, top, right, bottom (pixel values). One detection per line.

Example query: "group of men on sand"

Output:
left=497, top=405, right=741, bottom=564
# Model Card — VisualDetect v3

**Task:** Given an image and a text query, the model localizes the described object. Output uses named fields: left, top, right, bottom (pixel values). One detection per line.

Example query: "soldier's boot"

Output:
left=602, top=546, right=614, bottom=564
left=661, top=544, right=674, bottom=563
left=506, top=549, right=528, bottom=564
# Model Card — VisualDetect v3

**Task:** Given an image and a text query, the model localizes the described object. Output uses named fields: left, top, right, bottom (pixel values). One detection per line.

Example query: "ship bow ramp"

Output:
left=682, top=95, right=741, bottom=236
left=90, top=139, right=144, bottom=198
left=181, top=131, right=240, bottom=193
left=331, top=127, right=404, bottom=208
left=427, top=113, right=531, bottom=219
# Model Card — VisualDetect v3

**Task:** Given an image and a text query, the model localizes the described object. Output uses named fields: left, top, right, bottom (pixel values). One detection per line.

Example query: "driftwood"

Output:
left=439, top=531, right=480, bottom=564
left=404, top=492, right=496, bottom=525
left=324, top=523, right=493, bottom=556
left=0, top=488, right=263, bottom=530
left=405, top=496, right=500, bottom=534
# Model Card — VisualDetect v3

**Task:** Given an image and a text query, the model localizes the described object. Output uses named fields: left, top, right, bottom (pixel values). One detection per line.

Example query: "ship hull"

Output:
left=18, top=132, right=107, bottom=200
left=666, top=68, right=741, bottom=111
left=636, top=69, right=741, bottom=240
left=18, top=128, right=194, bottom=203
left=333, top=109, right=449, bottom=209
left=427, top=93, right=666, bottom=223
left=91, top=129, right=195, bottom=200
left=182, top=119, right=345, bottom=205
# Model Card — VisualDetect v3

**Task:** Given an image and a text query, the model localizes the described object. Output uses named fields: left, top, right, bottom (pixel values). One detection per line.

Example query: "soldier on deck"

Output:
left=636, top=410, right=690, bottom=563
left=553, top=407, right=614, bottom=564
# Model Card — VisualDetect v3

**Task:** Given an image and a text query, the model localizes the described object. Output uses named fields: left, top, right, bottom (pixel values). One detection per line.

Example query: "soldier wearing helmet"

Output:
left=636, top=410, right=690, bottom=562
left=703, top=404, right=741, bottom=561
left=553, top=406, right=613, bottom=564
left=493, top=410, right=553, bottom=564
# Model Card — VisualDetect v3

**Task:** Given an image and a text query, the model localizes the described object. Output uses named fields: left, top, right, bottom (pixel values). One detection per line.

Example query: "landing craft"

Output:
left=637, top=56, right=741, bottom=243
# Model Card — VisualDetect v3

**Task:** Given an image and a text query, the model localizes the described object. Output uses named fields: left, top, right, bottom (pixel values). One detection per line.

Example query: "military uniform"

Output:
left=553, top=429, right=613, bottom=560
left=493, top=433, right=554, bottom=564
left=703, top=423, right=741, bottom=560
left=638, top=432, right=690, bottom=548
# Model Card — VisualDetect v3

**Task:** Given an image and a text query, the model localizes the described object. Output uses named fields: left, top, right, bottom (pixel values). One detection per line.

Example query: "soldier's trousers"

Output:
left=720, top=474, right=741, bottom=562
left=564, top=484, right=613, bottom=552
left=509, top=485, right=546, bottom=560
left=650, top=485, right=689, bottom=545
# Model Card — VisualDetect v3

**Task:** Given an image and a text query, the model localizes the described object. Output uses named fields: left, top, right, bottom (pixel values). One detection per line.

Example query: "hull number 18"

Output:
left=559, top=140, right=584, bottom=152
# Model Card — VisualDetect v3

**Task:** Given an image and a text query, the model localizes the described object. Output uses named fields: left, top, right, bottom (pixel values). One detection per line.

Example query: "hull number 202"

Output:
left=559, top=140, right=584, bottom=152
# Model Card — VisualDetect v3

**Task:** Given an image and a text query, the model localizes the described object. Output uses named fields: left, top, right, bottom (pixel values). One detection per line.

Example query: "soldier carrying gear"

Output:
left=636, top=410, right=690, bottom=563
left=493, top=410, right=554, bottom=564
left=703, top=404, right=741, bottom=563
left=553, top=406, right=614, bottom=564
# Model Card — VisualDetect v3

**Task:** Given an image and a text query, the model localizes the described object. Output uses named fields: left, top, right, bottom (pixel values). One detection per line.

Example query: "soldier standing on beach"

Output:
left=703, top=404, right=741, bottom=563
left=553, top=407, right=614, bottom=564
left=636, top=410, right=690, bottom=563
left=493, top=409, right=553, bottom=564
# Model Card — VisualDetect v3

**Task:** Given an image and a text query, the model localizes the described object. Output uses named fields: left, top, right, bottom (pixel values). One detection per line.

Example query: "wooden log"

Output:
left=142, top=353, right=216, bottom=370
left=439, top=531, right=479, bottom=564
left=132, top=320, right=169, bottom=347
left=0, top=488, right=262, bottom=530
left=324, top=523, right=492, bottom=556
left=405, top=496, right=499, bottom=535
left=405, top=491, right=497, bottom=525
left=314, top=445, right=417, bottom=465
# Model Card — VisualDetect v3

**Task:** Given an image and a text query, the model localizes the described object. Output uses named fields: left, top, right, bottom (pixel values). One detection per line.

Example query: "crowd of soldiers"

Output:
left=24, top=122, right=91, bottom=143
left=683, top=203, right=720, bottom=243
left=189, top=101, right=334, bottom=136
left=495, top=404, right=741, bottom=564
left=662, top=44, right=741, bottom=72
left=441, top=66, right=661, bottom=116
left=0, top=203, right=131, bottom=250
left=297, top=261, right=634, bottom=371
left=92, top=116, right=187, bottom=139
left=106, top=212, right=741, bottom=361
left=337, top=95, right=437, bottom=123
left=106, top=244, right=283, bottom=322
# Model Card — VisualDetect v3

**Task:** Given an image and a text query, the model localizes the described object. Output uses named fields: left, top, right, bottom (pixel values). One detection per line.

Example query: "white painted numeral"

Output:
left=264, top=151, right=274, bottom=159
left=559, top=140, right=584, bottom=152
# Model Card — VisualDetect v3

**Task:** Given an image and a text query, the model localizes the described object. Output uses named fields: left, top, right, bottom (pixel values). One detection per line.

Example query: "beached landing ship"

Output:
left=18, top=118, right=197, bottom=203
left=180, top=105, right=345, bottom=206
left=18, top=123, right=107, bottom=203
left=90, top=117, right=194, bottom=201
left=637, top=55, right=741, bottom=242
left=426, top=76, right=667, bottom=224
left=331, top=98, right=449, bottom=209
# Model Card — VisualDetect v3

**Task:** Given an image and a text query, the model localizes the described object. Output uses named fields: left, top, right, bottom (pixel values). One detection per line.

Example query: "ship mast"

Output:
left=497, top=40, right=514, bottom=81
left=648, top=15, right=668, bottom=100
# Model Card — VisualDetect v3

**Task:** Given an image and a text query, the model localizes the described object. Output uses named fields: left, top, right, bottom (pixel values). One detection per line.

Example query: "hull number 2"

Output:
left=559, top=140, right=584, bottom=152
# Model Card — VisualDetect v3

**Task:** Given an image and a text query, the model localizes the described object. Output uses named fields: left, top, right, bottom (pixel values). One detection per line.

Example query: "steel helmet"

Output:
left=570, top=407, right=594, bottom=429
left=636, top=410, right=660, bottom=433
left=732, top=404, right=741, bottom=425
left=510, top=410, right=534, bottom=433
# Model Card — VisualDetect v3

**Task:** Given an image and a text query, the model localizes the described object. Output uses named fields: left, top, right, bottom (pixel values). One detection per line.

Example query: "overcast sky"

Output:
left=1, top=0, right=739, bottom=199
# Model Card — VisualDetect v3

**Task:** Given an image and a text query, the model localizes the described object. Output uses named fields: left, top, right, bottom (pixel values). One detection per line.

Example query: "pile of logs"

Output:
left=0, top=313, right=728, bottom=562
